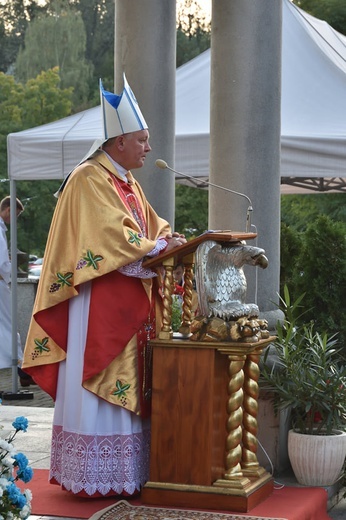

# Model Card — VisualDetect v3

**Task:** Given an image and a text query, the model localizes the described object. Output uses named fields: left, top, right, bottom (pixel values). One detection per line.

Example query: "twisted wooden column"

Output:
left=159, top=262, right=174, bottom=339
left=242, top=351, right=260, bottom=471
left=179, top=258, right=194, bottom=335
left=214, top=353, right=251, bottom=489
left=242, top=348, right=268, bottom=478
left=224, top=355, right=245, bottom=479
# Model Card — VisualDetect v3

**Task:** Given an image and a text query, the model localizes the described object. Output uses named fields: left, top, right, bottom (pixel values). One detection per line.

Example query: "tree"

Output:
left=175, top=184, right=208, bottom=237
left=15, top=1, right=93, bottom=108
left=72, top=0, right=115, bottom=91
left=0, top=69, right=73, bottom=177
left=291, top=215, right=346, bottom=349
left=0, top=69, right=73, bottom=255
left=293, top=0, right=346, bottom=35
left=281, top=194, right=346, bottom=232
left=0, top=0, right=46, bottom=73
left=280, top=222, right=302, bottom=293
left=176, top=0, right=211, bottom=66
left=16, top=180, right=62, bottom=257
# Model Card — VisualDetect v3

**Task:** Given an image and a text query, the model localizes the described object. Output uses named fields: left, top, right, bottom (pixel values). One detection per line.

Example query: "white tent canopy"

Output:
left=7, top=0, right=346, bottom=189
left=174, top=0, right=346, bottom=189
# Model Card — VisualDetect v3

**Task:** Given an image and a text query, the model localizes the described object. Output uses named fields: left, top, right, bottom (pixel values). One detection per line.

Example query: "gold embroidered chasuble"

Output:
left=22, top=151, right=171, bottom=415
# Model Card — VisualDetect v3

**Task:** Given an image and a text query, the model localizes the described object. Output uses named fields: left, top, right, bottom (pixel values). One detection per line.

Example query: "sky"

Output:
left=195, top=0, right=211, bottom=18
left=178, top=0, right=212, bottom=19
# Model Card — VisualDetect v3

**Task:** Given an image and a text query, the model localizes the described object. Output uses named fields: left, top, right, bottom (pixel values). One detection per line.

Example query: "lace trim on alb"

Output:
left=117, top=237, right=167, bottom=279
left=49, top=425, right=150, bottom=496
left=118, top=259, right=156, bottom=279
left=146, top=237, right=168, bottom=257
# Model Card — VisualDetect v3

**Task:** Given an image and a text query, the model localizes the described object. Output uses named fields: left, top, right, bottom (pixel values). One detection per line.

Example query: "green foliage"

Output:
left=171, top=295, right=183, bottom=332
left=281, top=193, right=346, bottom=231
left=0, top=69, right=72, bottom=256
left=1, top=0, right=211, bottom=108
left=22, top=68, right=73, bottom=127
left=174, top=184, right=208, bottom=237
left=280, top=208, right=346, bottom=349
left=0, top=178, right=61, bottom=258
left=176, top=0, right=211, bottom=66
left=261, top=286, right=346, bottom=435
left=16, top=181, right=61, bottom=257
left=293, top=0, right=346, bottom=35
left=0, top=69, right=73, bottom=177
left=0, top=73, right=25, bottom=134
left=73, top=0, right=115, bottom=92
left=0, top=0, right=46, bottom=73
left=15, top=2, right=93, bottom=108
left=292, top=215, right=346, bottom=344
left=280, top=222, right=303, bottom=293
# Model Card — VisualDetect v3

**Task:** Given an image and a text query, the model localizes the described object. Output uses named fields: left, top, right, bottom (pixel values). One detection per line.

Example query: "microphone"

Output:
left=155, top=159, right=253, bottom=233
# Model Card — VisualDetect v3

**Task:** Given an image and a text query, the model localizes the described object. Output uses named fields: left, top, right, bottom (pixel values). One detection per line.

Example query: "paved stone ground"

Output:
left=0, top=368, right=54, bottom=407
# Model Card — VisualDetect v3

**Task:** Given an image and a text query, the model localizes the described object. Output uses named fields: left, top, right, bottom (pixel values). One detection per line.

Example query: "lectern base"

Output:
left=142, top=473, right=274, bottom=513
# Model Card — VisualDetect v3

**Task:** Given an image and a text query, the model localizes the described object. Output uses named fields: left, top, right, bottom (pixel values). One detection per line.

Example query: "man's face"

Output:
left=1, top=207, right=22, bottom=225
left=119, top=129, right=151, bottom=170
left=103, top=129, right=152, bottom=171
left=173, top=265, right=184, bottom=285
left=1, top=207, right=11, bottom=225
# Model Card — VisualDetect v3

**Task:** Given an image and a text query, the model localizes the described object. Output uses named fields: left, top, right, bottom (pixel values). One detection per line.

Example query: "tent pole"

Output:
left=10, top=180, right=19, bottom=393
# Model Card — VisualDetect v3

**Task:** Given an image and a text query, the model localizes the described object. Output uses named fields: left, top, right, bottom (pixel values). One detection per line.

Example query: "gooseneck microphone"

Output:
left=155, top=159, right=253, bottom=233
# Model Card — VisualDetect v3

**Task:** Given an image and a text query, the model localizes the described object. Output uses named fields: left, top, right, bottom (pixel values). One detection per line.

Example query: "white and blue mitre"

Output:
left=100, top=74, right=147, bottom=139
left=86, top=74, right=148, bottom=158
left=57, top=74, right=147, bottom=194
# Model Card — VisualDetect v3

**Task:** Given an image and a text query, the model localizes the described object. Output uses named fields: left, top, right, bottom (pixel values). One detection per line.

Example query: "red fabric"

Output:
left=19, top=469, right=332, bottom=520
left=83, top=271, right=150, bottom=381
left=22, top=363, right=60, bottom=401
left=35, top=300, right=69, bottom=350
left=24, top=272, right=150, bottom=400
left=18, top=469, right=139, bottom=518
left=173, top=283, right=184, bottom=296
left=23, top=300, right=69, bottom=400
left=249, top=486, right=331, bottom=520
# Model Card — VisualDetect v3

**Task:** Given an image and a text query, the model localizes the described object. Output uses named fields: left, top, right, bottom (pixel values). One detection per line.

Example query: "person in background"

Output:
left=173, top=262, right=185, bottom=288
left=21, top=76, right=186, bottom=498
left=0, top=196, right=26, bottom=379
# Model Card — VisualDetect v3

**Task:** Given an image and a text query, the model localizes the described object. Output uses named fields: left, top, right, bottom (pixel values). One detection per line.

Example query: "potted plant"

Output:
left=260, top=286, right=346, bottom=486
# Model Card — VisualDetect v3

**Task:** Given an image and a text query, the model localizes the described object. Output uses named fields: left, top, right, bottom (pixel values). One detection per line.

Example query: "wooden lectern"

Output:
left=141, top=231, right=274, bottom=512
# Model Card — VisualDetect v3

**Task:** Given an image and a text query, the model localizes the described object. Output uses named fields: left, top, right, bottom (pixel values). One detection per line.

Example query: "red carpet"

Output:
left=19, top=469, right=331, bottom=520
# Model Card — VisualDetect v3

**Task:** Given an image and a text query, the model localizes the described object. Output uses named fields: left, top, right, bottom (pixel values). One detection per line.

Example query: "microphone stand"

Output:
left=155, top=160, right=253, bottom=233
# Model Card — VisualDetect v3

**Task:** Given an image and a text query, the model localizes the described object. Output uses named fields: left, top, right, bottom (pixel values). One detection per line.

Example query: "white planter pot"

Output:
left=288, top=429, right=346, bottom=486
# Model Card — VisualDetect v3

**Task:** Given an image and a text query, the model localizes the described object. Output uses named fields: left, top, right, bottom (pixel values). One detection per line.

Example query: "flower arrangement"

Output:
left=0, top=406, right=33, bottom=520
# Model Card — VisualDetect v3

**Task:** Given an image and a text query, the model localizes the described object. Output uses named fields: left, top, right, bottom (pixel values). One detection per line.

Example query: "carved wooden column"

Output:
left=179, top=253, right=194, bottom=336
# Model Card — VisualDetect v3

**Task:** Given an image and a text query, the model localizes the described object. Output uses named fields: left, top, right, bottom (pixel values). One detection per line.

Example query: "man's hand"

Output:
left=164, top=232, right=187, bottom=252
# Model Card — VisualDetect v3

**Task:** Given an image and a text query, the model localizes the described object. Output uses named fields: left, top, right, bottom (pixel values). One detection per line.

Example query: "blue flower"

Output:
left=12, top=416, right=29, bottom=432
left=13, top=453, right=28, bottom=470
left=0, top=415, right=32, bottom=519
left=6, top=482, right=27, bottom=507
left=18, top=466, right=34, bottom=483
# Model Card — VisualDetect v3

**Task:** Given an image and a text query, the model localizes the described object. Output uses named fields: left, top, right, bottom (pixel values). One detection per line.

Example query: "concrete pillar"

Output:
left=114, top=0, right=176, bottom=227
left=210, top=0, right=282, bottom=315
